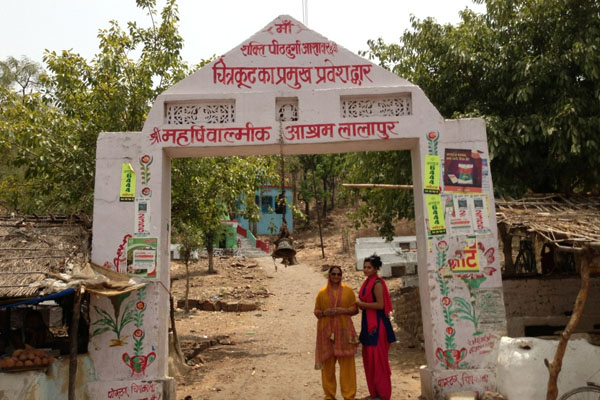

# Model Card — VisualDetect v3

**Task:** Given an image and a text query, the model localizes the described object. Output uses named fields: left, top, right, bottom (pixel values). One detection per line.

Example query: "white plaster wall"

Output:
left=0, top=355, right=94, bottom=399
left=496, top=337, right=600, bottom=399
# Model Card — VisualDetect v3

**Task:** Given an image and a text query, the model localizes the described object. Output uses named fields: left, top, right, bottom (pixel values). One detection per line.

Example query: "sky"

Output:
left=0, top=0, right=485, bottom=67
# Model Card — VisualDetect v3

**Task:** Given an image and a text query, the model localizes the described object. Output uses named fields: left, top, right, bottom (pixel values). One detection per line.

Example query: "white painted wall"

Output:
left=496, top=337, right=600, bottom=399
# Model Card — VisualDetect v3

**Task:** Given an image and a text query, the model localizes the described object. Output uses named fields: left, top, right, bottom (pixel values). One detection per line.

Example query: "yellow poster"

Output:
left=449, top=236, right=480, bottom=273
left=424, top=154, right=441, bottom=194
left=426, top=194, right=446, bottom=235
left=120, top=163, right=136, bottom=202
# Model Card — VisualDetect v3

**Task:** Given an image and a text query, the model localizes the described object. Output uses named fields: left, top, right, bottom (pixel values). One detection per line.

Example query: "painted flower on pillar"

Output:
left=441, top=296, right=451, bottom=307
left=122, top=286, right=155, bottom=377
left=139, top=154, right=153, bottom=185
left=427, top=131, right=439, bottom=155
left=434, top=237, right=457, bottom=350
left=436, top=347, right=467, bottom=369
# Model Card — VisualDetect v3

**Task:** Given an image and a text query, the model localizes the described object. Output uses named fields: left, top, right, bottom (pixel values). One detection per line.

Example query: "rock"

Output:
left=176, top=299, right=200, bottom=309
left=239, top=302, right=258, bottom=312
left=201, top=300, right=215, bottom=311
left=221, top=301, right=239, bottom=312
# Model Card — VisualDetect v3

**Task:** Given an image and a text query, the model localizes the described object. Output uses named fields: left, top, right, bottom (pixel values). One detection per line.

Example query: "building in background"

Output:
left=236, top=186, right=293, bottom=236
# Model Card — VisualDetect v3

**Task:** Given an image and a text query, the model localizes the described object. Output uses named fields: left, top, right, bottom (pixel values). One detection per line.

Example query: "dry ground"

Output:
left=170, top=209, right=424, bottom=400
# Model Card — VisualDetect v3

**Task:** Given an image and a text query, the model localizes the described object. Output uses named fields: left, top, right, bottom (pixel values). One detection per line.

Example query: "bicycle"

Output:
left=559, top=382, right=600, bottom=399
left=541, top=242, right=578, bottom=276
left=514, top=235, right=536, bottom=274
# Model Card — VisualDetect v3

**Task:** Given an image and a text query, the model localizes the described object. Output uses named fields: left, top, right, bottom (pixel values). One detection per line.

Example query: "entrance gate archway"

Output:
left=90, top=15, right=506, bottom=399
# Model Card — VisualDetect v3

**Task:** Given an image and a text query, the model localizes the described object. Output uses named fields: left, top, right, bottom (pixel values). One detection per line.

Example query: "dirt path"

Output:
left=175, top=256, right=423, bottom=400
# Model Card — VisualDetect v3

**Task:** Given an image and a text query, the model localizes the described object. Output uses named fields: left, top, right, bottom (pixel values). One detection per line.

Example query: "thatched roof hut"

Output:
left=495, top=194, right=600, bottom=274
left=496, top=194, right=600, bottom=247
left=0, top=215, right=91, bottom=301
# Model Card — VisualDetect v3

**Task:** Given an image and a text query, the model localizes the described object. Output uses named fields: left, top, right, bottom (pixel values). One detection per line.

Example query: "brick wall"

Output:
left=503, top=276, right=600, bottom=336
left=392, top=276, right=600, bottom=342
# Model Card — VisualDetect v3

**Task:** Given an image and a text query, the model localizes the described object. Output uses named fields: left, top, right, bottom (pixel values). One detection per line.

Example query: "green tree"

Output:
left=171, top=221, right=203, bottom=314
left=171, top=156, right=277, bottom=273
left=0, top=0, right=190, bottom=215
left=342, top=151, right=414, bottom=240
left=0, top=56, right=42, bottom=96
left=363, top=0, right=600, bottom=195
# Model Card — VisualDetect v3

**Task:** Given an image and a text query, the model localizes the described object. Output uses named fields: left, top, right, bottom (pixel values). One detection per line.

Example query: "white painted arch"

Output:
left=90, top=15, right=506, bottom=399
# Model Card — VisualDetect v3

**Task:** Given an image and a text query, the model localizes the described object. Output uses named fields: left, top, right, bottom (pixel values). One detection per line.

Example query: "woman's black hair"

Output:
left=328, top=265, right=342, bottom=275
left=364, top=254, right=382, bottom=270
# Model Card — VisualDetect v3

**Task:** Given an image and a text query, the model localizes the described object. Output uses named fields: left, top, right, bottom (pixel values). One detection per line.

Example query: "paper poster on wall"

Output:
left=443, top=194, right=474, bottom=236
left=424, top=154, right=441, bottom=194
left=120, top=163, right=136, bottom=202
left=134, top=198, right=150, bottom=237
left=443, top=149, right=483, bottom=193
left=426, top=195, right=446, bottom=235
left=471, top=195, right=491, bottom=234
left=126, top=237, right=157, bottom=278
left=475, top=288, right=507, bottom=332
left=449, top=236, right=479, bottom=273
left=481, top=158, right=491, bottom=193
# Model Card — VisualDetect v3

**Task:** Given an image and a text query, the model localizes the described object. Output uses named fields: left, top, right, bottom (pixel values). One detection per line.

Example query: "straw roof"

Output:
left=0, top=215, right=91, bottom=299
left=495, top=194, right=600, bottom=249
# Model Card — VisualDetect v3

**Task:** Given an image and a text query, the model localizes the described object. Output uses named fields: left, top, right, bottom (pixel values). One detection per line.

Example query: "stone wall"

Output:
left=392, top=286, right=424, bottom=345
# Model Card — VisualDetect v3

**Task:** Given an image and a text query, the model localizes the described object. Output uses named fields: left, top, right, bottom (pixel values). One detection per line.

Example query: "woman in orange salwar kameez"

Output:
left=314, top=266, right=359, bottom=400
left=357, top=255, right=396, bottom=400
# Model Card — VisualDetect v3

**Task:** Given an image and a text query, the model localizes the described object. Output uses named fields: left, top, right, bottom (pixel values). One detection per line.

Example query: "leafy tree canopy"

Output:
left=171, top=156, right=278, bottom=272
left=363, top=0, right=600, bottom=195
left=0, top=0, right=190, bottom=214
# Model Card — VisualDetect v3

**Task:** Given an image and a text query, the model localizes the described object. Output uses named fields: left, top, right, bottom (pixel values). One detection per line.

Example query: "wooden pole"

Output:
left=342, top=183, right=414, bottom=190
left=68, top=286, right=83, bottom=400
left=311, top=171, right=325, bottom=259
left=170, top=295, right=183, bottom=360
left=544, top=247, right=591, bottom=400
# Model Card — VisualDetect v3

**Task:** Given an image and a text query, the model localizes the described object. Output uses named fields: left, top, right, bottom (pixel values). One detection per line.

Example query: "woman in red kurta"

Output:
left=356, top=255, right=396, bottom=400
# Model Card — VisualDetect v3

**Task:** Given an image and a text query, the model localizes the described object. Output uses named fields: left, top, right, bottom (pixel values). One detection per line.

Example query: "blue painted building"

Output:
left=236, top=186, right=293, bottom=235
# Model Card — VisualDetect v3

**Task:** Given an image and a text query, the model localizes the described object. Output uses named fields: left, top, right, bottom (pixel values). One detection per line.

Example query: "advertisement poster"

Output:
left=126, top=237, right=157, bottom=278
left=426, top=195, right=446, bottom=236
left=449, top=236, right=480, bottom=273
left=134, top=198, right=150, bottom=237
left=443, top=194, right=474, bottom=235
left=472, top=195, right=492, bottom=234
left=119, top=163, right=136, bottom=202
left=424, top=154, right=441, bottom=194
left=443, top=149, right=483, bottom=193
